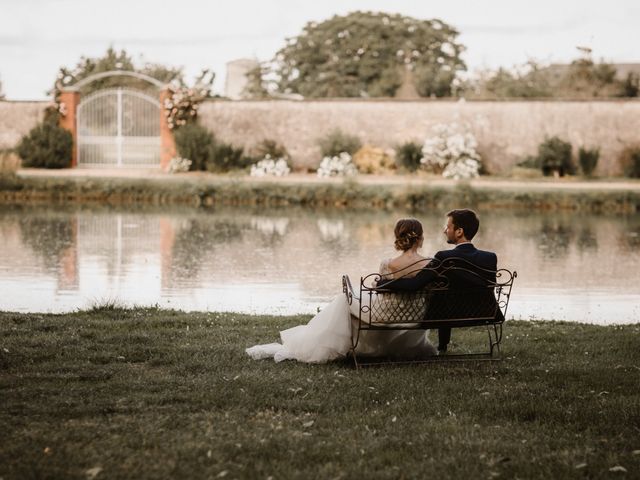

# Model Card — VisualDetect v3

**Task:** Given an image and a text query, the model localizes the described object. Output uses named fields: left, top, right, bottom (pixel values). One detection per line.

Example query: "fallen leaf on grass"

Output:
left=609, top=466, right=627, bottom=473
left=632, top=450, right=640, bottom=456
left=216, top=471, right=228, bottom=478
left=574, top=463, right=587, bottom=469
left=85, top=467, right=102, bottom=480
left=302, top=420, right=314, bottom=428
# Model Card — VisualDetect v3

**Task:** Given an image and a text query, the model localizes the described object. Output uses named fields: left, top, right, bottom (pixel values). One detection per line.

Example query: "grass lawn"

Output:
left=1, top=309, right=639, bottom=479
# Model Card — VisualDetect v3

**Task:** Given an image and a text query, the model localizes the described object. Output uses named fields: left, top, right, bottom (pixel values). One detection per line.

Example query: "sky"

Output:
left=1, top=0, right=639, bottom=100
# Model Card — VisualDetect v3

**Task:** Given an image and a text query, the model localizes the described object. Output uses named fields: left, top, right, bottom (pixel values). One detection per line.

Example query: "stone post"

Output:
left=159, top=88, right=176, bottom=171
left=58, top=90, right=80, bottom=167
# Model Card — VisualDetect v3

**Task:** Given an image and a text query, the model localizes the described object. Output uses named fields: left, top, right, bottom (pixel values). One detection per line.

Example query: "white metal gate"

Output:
left=77, top=88, right=160, bottom=167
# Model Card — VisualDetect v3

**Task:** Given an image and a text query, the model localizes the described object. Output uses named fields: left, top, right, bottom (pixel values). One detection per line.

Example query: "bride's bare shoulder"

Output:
left=384, top=255, right=429, bottom=278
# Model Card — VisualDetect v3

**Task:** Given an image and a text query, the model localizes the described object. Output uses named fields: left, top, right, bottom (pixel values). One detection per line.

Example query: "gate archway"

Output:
left=77, top=88, right=160, bottom=167
left=59, top=70, right=175, bottom=169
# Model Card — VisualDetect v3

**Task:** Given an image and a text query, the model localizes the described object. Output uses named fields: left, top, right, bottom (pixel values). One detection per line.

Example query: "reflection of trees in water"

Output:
left=537, top=219, right=575, bottom=258
left=171, top=218, right=245, bottom=278
left=617, top=216, right=640, bottom=251
left=576, top=226, right=598, bottom=252
left=19, top=216, right=75, bottom=270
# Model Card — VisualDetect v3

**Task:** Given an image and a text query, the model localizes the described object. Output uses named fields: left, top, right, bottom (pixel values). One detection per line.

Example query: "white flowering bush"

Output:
left=421, top=123, right=482, bottom=179
left=443, top=158, right=481, bottom=179
left=316, top=152, right=358, bottom=178
left=166, top=156, right=192, bottom=173
left=250, top=155, right=291, bottom=177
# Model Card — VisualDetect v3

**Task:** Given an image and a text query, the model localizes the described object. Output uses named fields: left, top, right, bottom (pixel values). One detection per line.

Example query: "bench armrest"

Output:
left=342, top=275, right=356, bottom=305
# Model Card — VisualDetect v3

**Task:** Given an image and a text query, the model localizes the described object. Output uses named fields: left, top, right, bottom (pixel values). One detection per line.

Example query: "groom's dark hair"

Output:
left=447, top=209, right=479, bottom=240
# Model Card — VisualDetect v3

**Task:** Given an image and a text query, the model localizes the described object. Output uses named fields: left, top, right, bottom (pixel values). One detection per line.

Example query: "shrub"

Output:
left=16, top=122, right=72, bottom=168
left=253, top=139, right=289, bottom=161
left=578, top=147, right=600, bottom=177
left=537, top=136, right=575, bottom=177
left=619, top=146, right=640, bottom=178
left=317, top=129, right=362, bottom=158
left=395, top=142, right=423, bottom=172
left=173, top=123, right=215, bottom=171
left=207, top=142, right=252, bottom=173
left=516, top=155, right=540, bottom=169
left=352, top=145, right=395, bottom=174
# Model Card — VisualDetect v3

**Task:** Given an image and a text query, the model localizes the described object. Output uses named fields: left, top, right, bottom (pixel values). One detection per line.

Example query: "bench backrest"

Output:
left=357, top=257, right=516, bottom=327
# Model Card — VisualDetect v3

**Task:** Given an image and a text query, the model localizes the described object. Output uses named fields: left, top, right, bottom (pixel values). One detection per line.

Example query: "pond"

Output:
left=0, top=206, right=638, bottom=324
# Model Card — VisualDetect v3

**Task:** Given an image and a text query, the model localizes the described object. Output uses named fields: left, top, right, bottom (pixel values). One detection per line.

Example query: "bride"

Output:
left=246, top=218, right=437, bottom=363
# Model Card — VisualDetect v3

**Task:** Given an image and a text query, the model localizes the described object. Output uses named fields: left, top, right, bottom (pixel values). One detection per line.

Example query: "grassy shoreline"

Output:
left=1, top=174, right=639, bottom=212
left=1, top=309, right=639, bottom=479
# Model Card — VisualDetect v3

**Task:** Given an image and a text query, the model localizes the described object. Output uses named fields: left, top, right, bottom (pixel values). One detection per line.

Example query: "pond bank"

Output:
left=1, top=308, right=639, bottom=479
left=1, top=170, right=640, bottom=212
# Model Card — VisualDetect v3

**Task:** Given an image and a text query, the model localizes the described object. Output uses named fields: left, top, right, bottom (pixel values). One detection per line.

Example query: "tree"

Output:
left=619, top=72, right=639, bottom=97
left=466, top=56, right=628, bottom=99
left=50, top=47, right=185, bottom=99
left=558, top=57, right=619, bottom=98
left=468, top=61, right=554, bottom=98
left=242, top=63, right=271, bottom=99
left=273, top=11, right=466, bottom=98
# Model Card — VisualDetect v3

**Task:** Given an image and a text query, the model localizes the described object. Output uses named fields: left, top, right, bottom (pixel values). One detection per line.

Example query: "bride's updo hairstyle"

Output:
left=394, top=218, right=423, bottom=251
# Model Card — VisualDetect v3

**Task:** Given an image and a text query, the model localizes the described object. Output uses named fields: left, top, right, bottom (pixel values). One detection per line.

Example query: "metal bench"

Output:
left=342, top=257, right=517, bottom=368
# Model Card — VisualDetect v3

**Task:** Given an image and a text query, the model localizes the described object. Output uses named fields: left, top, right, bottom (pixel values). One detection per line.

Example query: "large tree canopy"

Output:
left=273, top=11, right=466, bottom=98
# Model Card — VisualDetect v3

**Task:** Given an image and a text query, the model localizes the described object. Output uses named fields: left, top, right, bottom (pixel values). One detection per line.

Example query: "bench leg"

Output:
left=486, top=323, right=503, bottom=358
left=349, top=347, right=361, bottom=370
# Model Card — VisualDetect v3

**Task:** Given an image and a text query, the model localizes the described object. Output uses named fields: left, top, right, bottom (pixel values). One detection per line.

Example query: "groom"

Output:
left=379, top=209, right=500, bottom=354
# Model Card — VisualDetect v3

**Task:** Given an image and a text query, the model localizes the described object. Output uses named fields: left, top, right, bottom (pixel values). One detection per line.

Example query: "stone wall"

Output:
left=0, top=101, right=48, bottom=150
left=198, top=99, right=640, bottom=175
left=2, top=99, right=640, bottom=175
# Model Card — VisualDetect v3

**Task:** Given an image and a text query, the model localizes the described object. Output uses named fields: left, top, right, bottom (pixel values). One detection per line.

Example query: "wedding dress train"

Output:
left=246, top=260, right=437, bottom=363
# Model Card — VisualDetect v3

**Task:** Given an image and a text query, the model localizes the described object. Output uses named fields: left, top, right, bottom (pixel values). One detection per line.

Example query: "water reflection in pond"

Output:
left=0, top=206, right=638, bottom=324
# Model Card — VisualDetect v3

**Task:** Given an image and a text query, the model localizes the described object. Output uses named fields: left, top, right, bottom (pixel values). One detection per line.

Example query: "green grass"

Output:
left=1, top=309, right=639, bottom=479
left=1, top=175, right=639, bottom=212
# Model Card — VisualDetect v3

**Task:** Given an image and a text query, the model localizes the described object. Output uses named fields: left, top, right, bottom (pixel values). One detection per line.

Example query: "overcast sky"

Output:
left=1, top=0, right=638, bottom=100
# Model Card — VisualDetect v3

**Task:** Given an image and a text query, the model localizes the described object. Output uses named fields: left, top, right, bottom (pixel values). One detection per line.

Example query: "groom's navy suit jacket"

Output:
left=379, top=243, right=503, bottom=322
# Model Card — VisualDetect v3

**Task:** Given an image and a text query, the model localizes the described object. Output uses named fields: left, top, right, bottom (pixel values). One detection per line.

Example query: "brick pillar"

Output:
left=58, top=91, right=80, bottom=167
left=159, top=88, right=176, bottom=171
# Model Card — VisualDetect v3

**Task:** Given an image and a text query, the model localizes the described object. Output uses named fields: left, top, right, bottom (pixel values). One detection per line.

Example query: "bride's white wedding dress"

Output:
left=246, top=259, right=436, bottom=363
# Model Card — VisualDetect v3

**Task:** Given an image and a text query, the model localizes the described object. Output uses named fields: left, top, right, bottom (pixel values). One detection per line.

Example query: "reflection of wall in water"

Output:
left=10, top=212, right=79, bottom=291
